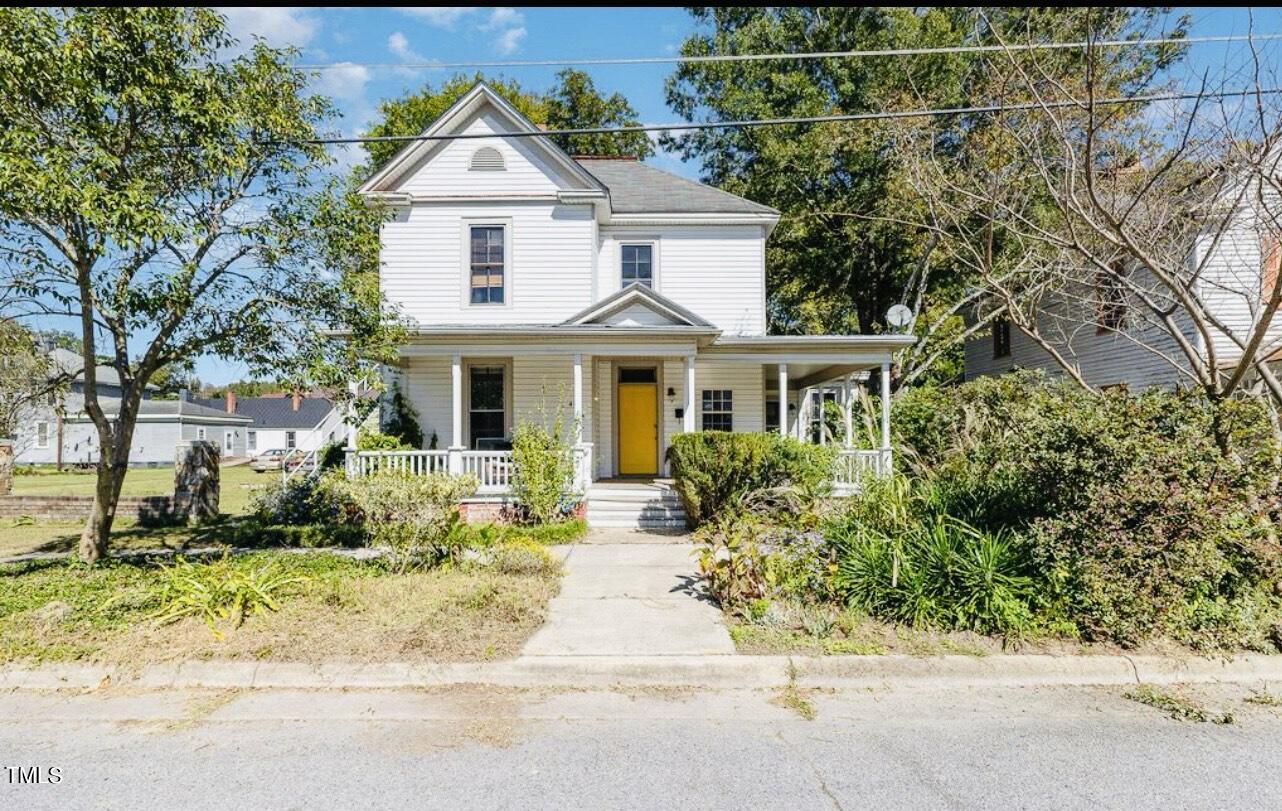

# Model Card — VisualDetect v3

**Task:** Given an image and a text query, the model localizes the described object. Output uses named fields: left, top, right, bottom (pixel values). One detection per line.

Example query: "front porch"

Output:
left=344, top=334, right=910, bottom=501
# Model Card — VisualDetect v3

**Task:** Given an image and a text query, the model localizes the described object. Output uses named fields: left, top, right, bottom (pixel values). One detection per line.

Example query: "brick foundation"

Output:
left=0, top=495, right=179, bottom=524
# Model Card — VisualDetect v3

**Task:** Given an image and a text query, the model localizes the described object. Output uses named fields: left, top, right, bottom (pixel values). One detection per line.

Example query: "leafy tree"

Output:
left=0, top=8, right=402, bottom=561
left=664, top=7, right=1187, bottom=388
left=362, top=69, right=650, bottom=174
left=544, top=69, right=653, bottom=159
left=0, top=321, right=61, bottom=440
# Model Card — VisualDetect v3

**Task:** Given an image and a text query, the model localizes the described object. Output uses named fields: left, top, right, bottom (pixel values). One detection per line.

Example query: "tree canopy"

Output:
left=0, top=7, right=402, bottom=559
left=362, top=69, right=652, bottom=174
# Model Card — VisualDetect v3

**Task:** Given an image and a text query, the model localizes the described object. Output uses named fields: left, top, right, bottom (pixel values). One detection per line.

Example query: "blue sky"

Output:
left=189, top=7, right=1277, bottom=383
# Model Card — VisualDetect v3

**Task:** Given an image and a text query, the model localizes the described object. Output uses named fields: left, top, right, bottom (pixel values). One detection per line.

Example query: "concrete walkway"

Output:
left=523, top=542, right=735, bottom=656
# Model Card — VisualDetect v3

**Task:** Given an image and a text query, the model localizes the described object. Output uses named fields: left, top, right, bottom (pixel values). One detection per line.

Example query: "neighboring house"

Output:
left=191, top=391, right=345, bottom=457
left=14, top=350, right=252, bottom=466
left=965, top=183, right=1282, bottom=390
left=350, top=83, right=911, bottom=525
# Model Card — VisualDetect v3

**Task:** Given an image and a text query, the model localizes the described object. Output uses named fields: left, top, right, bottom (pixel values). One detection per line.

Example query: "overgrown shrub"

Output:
left=250, top=472, right=352, bottom=526
left=667, top=432, right=837, bottom=526
left=334, top=471, right=478, bottom=572
left=356, top=429, right=410, bottom=451
left=828, top=475, right=1037, bottom=635
left=1030, top=468, right=1282, bottom=649
left=317, top=440, right=346, bottom=471
left=511, top=420, right=575, bottom=524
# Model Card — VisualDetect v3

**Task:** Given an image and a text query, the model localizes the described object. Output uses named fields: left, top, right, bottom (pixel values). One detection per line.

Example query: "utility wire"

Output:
left=294, top=33, right=1282, bottom=71
left=279, top=87, right=1282, bottom=146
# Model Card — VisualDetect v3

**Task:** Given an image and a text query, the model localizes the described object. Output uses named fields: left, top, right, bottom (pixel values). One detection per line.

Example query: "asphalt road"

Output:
left=2, top=682, right=1280, bottom=810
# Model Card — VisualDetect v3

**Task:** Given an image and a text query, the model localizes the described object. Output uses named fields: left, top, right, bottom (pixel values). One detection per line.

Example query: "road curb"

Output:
left=6, top=654, right=1282, bottom=692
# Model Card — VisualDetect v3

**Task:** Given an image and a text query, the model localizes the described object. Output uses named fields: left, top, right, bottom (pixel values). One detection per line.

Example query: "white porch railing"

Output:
left=347, top=449, right=450, bottom=477
left=831, top=448, right=892, bottom=495
left=345, top=444, right=595, bottom=497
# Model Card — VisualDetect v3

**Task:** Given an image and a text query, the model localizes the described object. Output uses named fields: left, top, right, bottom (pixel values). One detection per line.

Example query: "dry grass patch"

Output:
left=1, top=551, right=560, bottom=666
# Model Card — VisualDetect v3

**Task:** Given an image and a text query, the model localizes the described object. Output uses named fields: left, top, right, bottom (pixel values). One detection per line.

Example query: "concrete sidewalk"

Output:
left=523, top=542, right=735, bottom=656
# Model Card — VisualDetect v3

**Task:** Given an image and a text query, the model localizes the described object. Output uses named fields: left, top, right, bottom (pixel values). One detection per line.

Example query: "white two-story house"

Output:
left=350, top=84, right=911, bottom=526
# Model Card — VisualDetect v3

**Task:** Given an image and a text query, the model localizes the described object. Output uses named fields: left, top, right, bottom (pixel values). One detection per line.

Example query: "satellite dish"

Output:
left=886, top=304, right=913, bottom=331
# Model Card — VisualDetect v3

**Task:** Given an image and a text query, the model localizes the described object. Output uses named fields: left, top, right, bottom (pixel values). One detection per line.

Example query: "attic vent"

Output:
left=469, top=147, right=505, bottom=171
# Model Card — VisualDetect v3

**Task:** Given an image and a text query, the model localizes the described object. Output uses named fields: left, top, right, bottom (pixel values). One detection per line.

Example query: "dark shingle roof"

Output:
left=72, top=398, right=252, bottom=422
left=574, top=158, right=778, bottom=216
left=191, top=396, right=335, bottom=430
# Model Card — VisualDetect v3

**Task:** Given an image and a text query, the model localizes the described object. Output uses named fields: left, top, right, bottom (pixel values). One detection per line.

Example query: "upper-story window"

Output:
left=470, top=225, right=505, bottom=305
left=1095, top=260, right=1128, bottom=333
left=469, top=147, right=505, bottom=171
left=621, top=244, right=654, bottom=288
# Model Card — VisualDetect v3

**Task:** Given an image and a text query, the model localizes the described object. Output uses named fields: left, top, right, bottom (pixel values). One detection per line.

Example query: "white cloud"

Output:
left=388, top=32, right=423, bottom=62
left=313, top=62, right=371, bottom=102
left=481, top=8, right=526, bottom=55
left=400, top=8, right=477, bottom=29
left=217, top=7, right=319, bottom=52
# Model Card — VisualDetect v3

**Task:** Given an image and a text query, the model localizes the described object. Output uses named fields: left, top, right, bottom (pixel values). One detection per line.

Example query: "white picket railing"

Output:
left=460, top=450, right=514, bottom=494
left=347, top=449, right=450, bottom=477
left=832, top=448, right=891, bottom=495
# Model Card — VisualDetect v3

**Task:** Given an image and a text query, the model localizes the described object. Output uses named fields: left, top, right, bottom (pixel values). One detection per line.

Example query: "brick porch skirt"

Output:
left=0, top=495, right=178, bottom=523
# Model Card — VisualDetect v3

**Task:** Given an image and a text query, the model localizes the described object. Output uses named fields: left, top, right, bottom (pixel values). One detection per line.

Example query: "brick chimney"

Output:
left=291, top=390, right=301, bottom=411
left=224, top=390, right=237, bottom=414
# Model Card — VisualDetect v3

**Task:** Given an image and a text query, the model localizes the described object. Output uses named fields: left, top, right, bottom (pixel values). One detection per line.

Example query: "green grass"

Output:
left=459, top=518, right=589, bottom=547
left=0, top=549, right=561, bottom=665
left=13, top=463, right=266, bottom=515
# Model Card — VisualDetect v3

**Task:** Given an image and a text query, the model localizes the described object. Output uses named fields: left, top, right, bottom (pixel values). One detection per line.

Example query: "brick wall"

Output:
left=0, top=495, right=179, bottom=523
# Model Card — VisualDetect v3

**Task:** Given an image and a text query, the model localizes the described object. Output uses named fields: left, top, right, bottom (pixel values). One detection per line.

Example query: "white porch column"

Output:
left=449, top=353, right=464, bottom=474
left=572, top=353, right=584, bottom=443
left=880, top=361, right=892, bottom=473
left=683, top=355, right=696, bottom=432
left=777, top=363, right=788, bottom=437
left=843, top=374, right=854, bottom=448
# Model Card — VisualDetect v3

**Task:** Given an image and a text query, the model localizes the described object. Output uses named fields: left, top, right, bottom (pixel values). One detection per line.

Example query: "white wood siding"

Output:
left=398, top=112, right=568, bottom=198
left=382, top=201, right=596, bottom=326
left=694, top=360, right=765, bottom=433
left=597, top=225, right=767, bottom=335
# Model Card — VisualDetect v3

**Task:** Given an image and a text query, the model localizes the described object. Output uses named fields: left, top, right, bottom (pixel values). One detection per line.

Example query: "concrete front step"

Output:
left=585, top=481, right=687, bottom=529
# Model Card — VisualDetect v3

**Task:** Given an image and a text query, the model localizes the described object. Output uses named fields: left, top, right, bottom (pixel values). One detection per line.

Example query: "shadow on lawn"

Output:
left=25, top=516, right=258, bottom=556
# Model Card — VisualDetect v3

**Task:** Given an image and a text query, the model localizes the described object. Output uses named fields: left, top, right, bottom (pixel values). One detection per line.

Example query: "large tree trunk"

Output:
left=79, top=448, right=129, bottom=562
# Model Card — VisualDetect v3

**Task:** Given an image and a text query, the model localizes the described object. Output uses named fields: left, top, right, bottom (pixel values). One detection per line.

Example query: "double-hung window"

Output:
left=702, top=389, right=733, bottom=432
left=621, top=244, right=654, bottom=288
left=470, top=225, right=505, bottom=304
left=35, top=421, right=49, bottom=449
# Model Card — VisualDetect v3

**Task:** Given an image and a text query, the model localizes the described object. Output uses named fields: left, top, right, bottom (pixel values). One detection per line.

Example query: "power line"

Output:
left=294, top=33, right=1282, bottom=71
left=281, top=87, right=1282, bottom=146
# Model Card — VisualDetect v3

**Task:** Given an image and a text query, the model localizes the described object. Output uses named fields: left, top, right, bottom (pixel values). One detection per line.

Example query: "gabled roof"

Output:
left=359, top=82, right=607, bottom=196
left=69, top=398, right=253, bottom=423
left=190, top=396, right=335, bottom=430
left=49, top=348, right=157, bottom=391
left=575, top=158, right=779, bottom=216
left=562, top=283, right=718, bottom=329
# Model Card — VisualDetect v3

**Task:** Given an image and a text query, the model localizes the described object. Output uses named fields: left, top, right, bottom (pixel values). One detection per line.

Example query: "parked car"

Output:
left=250, top=449, right=290, bottom=472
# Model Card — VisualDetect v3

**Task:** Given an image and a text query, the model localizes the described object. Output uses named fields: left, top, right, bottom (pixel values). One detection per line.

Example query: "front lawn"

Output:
left=0, top=549, right=562, bottom=665
left=12, top=463, right=266, bottom=515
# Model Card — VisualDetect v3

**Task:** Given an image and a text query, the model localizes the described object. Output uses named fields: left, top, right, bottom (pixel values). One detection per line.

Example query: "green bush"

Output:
left=511, top=420, right=576, bottom=524
left=356, top=429, right=410, bottom=451
left=334, top=470, right=478, bottom=572
left=250, top=472, right=352, bottom=526
left=382, top=382, right=424, bottom=449
left=828, top=475, right=1037, bottom=635
left=1030, top=468, right=1282, bottom=649
left=667, top=432, right=837, bottom=526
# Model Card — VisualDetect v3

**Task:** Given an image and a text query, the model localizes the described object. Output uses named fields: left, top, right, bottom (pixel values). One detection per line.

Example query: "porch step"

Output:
left=585, top=481, right=688, bottom=530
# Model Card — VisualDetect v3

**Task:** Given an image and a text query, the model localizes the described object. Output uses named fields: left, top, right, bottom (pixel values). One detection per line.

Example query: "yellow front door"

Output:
left=617, top=382, right=658, bottom=475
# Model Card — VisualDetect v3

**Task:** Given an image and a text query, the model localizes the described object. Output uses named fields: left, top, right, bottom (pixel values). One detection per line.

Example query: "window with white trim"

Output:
left=286, top=431, right=296, bottom=450
left=701, top=389, right=733, bottom=432
left=35, top=420, right=49, bottom=449
left=621, top=244, right=654, bottom=288
left=469, top=225, right=505, bottom=304
left=196, top=427, right=207, bottom=440
left=247, top=431, right=257, bottom=452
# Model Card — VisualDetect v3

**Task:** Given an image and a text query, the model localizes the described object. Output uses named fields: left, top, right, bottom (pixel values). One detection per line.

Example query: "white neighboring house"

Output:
left=13, top=349, right=253, bottom=466
left=191, top=392, right=346, bottom=458
left=347, top=83, right=912, bottom=527
left=965, top=188, right=1282, bottom=390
